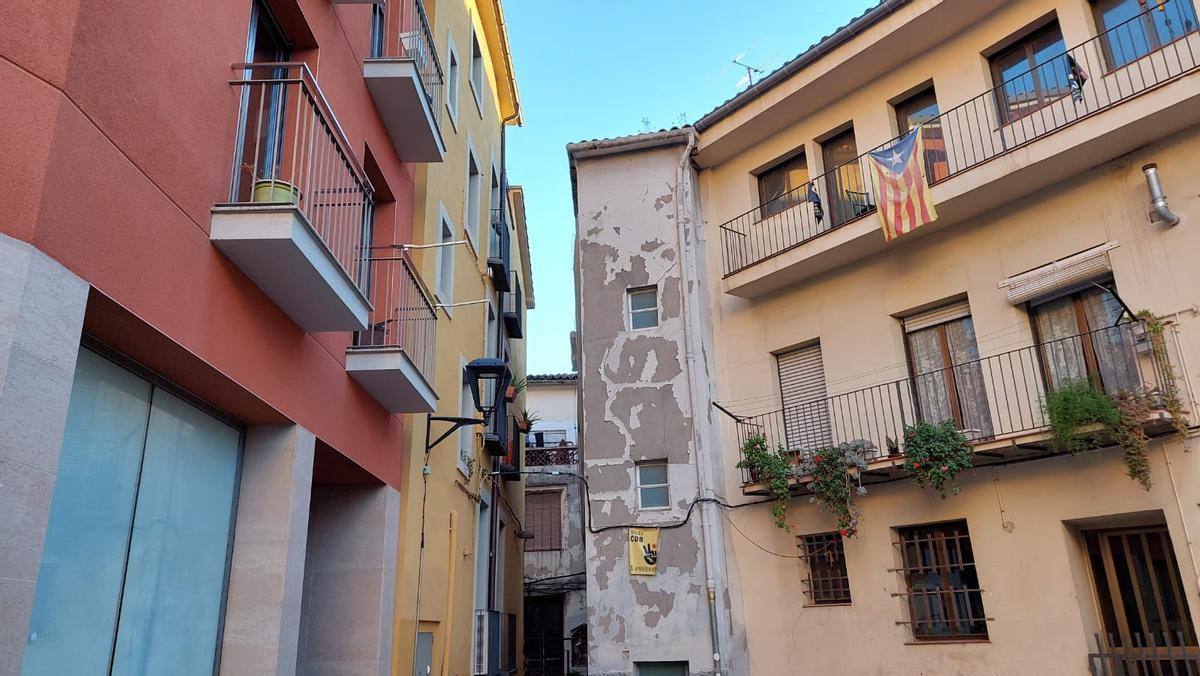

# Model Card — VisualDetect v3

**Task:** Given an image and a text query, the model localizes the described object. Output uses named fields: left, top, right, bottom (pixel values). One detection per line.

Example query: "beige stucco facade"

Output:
left=571, top=0, right=1200, bottom=673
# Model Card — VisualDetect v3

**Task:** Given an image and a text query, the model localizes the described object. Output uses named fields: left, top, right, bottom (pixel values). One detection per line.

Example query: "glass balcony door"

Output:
left=905, top=310, right=994, bottom=440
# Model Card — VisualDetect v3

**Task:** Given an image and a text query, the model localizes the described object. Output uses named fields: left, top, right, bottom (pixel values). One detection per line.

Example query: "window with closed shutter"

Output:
left=525, top=491, right=562, bottom=551
left=777, top=344, right=832, bottom=452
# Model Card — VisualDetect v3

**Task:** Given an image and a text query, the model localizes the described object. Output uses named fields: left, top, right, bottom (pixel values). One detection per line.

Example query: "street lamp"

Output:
left=465, top=357, right=511, bottom=424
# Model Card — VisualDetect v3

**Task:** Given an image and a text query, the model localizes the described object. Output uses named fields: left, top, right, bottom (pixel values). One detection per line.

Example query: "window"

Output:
left=777, top=343, right=831, bottom=453
left=800, top=532, right=851, bottom=605
left=821, top=127, right=868, bottom=226
left=990, top=22, right=1070, bottom=122
left=896, top=520, right=988, bottom=641
left=470, top=31, right=484, bottom=109
left=232, top=1, right=290, bottom=201
left=446, top=37, right=460, bottom=122
left=459, top=365, right=474, bottom=475
left=757, top=152, right=809, bottom=218
left=903, top=302, right=993, bottom=440
left=628, top=286, right=658, bottom=330
left=486, top=302, right=497, bottom=358
left=1083, top=526, right=1198, bottom=667
left=894, top=86, right=949, bottom=183
left=466, top=149, right=482, bottom=247
left=637, top=463, right=669, bottom=509
left=525, top=491, right=563, bottom=551
left=1093, top=0, right=1198, bottom=69
left=370, top=3, right=385, bottom=58
left=437, top=216, right=455, bottom=303
left=1029, top=283, right=1139, bottom=394
left=636, top=662, right=689, bottom=676
left=22, top=350, right=240, bottom=674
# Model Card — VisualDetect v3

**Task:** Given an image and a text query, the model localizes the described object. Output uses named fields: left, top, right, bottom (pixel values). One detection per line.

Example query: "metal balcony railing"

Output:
left=526, top=446, right=579, bottom=467
left=732, top=321, right=1186, bottom=484
left=374, top=0, right=444, bottom=131
left=227, top=62, right=374, bottom=291
left=489, top=206, right=512, bottom=268
left=351, top=251, right=437, bottom=382
left=719, top=2, right=1200, bottom=276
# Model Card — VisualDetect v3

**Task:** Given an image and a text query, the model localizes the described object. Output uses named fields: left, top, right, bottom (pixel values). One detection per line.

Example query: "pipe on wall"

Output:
left=1143, top=164, right=1181, bottom=226
left=440, top=509, right=458, bottom=676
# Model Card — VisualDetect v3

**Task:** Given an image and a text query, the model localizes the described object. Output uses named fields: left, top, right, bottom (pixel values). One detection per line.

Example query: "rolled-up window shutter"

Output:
left=998, top=242, right=1118, bottom=305
left=902, top=300, right=972, bottom=333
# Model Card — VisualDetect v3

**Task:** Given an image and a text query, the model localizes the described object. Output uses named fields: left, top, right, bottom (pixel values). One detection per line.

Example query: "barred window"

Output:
left=800, top=532, right=851, bottom=605
left=896, top=520, right=988, bottom=640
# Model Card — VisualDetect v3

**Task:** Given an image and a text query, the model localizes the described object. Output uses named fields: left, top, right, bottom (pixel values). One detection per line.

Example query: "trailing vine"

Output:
left=1045, top=380, right=1119, bottom=454
left=1110, top=389, right=1153, bottom=490
left=796, top=441, right=870, bottom=537
left=902, top=420, right=973, bottom=498
left=1137, top=310, right=1190, bottom=441
left=735, top=434, right=794, bottom=529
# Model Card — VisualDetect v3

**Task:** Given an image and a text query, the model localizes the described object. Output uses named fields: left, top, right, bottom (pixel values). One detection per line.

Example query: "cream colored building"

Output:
left=571, top=0, right=1200, bottom=673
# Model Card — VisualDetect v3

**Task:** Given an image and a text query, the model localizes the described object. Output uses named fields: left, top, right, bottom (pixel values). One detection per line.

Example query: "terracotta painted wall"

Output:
left=0, top=0, right=421, bottom=486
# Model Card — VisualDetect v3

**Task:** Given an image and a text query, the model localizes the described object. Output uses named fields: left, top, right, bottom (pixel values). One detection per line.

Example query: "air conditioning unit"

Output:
left=473, top=610, right=489, bottom=675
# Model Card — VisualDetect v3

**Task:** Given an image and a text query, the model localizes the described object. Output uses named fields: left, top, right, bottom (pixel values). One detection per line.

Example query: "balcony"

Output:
left=363, top=0, right=445, bottom=162
left=488, top=207, right=512, bottom=292
left=719, top=4, right=1200, bottom=297
left=211, top=63, right=372, bottom=332
left=526, top=445, right=579, bottom=467
left=731, top=322, right=1189, bottom=495
left=347, top=252, right=438, bottom=412
left=502, top=270, right=523, bottom=339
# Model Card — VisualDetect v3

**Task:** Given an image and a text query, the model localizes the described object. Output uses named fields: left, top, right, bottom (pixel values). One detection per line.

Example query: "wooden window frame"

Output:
left=627, top=286, right=659, bottom=331
left=893, top=86, right=949, bottom=183
left=989, top=21, right=1069, bottom=124
left=895, top=520, right=989, bottom=641
left=800, top=532, right=852, bottom=605
left=756, top=151, right=809, bottom=219
left=1027, top=281, right=1128, bottom=393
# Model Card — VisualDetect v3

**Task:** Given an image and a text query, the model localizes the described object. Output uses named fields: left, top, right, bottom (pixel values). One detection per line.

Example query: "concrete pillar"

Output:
left=219, top=424, right=316, bottom=676
left=0, top=235, right=88, bottom=676
left=297, top=485, right=401, bottom=676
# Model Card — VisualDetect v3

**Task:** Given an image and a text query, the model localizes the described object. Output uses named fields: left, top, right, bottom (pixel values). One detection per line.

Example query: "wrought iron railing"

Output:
left=373, top=0, right=444, bottom=132
left=1089, top=631, right=1200, bottom=674
left=732, top=322, right=1183, bottom=484
left=226, top=62, right=374, bottom=291
left=351, top=252, right=437, bottom=384
left=527, top=446, right=579, bottom=467
left=719, top=2, right=1200, bottom=276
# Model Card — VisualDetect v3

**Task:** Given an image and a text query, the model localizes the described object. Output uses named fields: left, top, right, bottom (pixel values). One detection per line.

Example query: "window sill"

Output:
left=445, top=102, right=459, bottom=134
left=802, top=602, right=853, bottom=609
left=469, top=81, right=484, bottom=120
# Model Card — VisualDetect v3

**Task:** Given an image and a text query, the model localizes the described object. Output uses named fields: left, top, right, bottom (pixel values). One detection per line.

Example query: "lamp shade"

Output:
left=464, top=358, right=511, bottom=421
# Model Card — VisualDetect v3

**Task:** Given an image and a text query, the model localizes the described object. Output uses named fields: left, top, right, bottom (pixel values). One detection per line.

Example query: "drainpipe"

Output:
left=1142, top=164, right=1181, bottom=226
left=440, top=510, right=458, bottom=676
left=673, top=129, right=725, bottom=675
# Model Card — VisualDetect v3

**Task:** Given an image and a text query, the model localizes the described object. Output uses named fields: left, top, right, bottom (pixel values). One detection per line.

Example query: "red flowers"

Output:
left=813, top=455, right=823, bottom=463
left=912, top=462, right=920, bottom=469
left=839, top=529, right=849, bottom=537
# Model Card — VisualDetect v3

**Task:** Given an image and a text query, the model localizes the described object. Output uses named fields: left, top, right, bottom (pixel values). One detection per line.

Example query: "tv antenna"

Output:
left=733, top=57, right=764, bottom=87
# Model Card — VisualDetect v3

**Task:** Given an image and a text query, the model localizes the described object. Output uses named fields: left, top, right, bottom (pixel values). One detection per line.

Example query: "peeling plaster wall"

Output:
left=574, top=145, right=722, bottom=675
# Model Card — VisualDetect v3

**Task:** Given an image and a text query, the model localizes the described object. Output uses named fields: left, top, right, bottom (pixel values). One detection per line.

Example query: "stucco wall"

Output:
left=574, top=145, right=724, bottom=675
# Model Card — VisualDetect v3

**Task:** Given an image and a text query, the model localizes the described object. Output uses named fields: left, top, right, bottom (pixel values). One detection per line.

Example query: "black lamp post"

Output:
left=464, top=357, right=511, bottom=424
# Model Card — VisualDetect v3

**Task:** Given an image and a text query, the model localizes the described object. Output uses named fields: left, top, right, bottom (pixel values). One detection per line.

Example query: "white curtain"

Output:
left=908, top=317, right=993, bottom=439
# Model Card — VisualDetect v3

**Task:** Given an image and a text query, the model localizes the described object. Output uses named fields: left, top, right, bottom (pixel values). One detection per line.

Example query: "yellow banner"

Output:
left=628, top=527, right=660, bottom=576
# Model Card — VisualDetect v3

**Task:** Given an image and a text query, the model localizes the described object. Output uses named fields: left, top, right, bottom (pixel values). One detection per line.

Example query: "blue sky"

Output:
left=505, top=1, right=881, bottom=375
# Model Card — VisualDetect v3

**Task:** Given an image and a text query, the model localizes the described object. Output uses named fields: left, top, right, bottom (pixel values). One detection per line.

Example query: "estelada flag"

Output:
left=867, top=125, right=938, bottom=241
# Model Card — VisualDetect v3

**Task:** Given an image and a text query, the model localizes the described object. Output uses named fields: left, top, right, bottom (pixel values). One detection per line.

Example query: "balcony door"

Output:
left=821, top=128, right=867, bottom=226
left=904, top=302, right=993, bottom=440
left=1093, top=0, right=1200, bottom=69
left=232, top=1, right=291, bottom=201
left=777, top=343, right=833, bottom=453
left=1085, top=526, right=1199, bottom=669
left=1031, top=284, right=1139, bottom=394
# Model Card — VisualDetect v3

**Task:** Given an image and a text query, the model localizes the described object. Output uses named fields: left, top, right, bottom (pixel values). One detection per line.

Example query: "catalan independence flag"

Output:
left=867, top=126, right=938, bottom=241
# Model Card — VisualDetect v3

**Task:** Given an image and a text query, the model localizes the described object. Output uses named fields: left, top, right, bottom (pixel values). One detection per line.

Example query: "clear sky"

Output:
left=504, top=1, right=882, bottom=375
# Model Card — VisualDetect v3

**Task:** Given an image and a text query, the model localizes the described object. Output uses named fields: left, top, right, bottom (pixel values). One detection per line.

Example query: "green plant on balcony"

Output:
left=1137, top=310, right=1190, bottom=440
left=1111, top=389, right=1154, bottom=490
left=902, top=420, right=973, bottom=499
left=735, top=434, right=794, bottom=530
left=515, top=409, right=540, bottom=432
left=797, top=440, right=871, bottom=537
left=1045, top=380, right=1119, bottom=454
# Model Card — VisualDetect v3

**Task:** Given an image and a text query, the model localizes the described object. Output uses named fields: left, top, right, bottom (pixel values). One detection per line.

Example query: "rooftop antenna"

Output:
left=733, top=57, right=764, bottom=87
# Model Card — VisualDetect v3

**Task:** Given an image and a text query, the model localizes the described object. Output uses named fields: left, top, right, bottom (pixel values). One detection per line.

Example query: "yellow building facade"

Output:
left=391, top=0, right=530, bottom=674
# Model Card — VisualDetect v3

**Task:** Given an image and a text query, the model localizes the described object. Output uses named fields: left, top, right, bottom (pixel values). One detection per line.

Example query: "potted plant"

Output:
left=902, top=420, right=973, bottom=499
left=251, top=172, right=302, bottom=204
left=1044, top=379, right=1119, bottom=454
left=506, top=376, right=527, bottom=403
left=734, top=435, right=795, bottom=529
left=796, top=440, right=871, bottom=536
left=516, top=409, right=540, bottom=433
left=886, top=435, right=901, bottom=458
